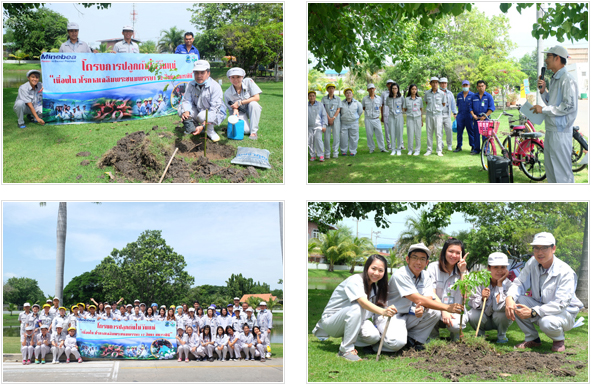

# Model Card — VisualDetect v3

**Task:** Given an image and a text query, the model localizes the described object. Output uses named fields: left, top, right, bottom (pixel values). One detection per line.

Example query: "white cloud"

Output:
left=3, top=272, right=17, bottom=279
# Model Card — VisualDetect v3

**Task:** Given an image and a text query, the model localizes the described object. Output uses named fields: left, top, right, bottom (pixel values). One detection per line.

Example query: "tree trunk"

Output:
left=328, top=261, right=334, bottom=272
left=55, top=202, right=67, bottom=304
left=576, top=205, right=588, bottom=307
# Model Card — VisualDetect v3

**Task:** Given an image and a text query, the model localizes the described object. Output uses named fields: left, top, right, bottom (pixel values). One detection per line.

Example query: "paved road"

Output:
left=3, top=358, right=283, bottom=382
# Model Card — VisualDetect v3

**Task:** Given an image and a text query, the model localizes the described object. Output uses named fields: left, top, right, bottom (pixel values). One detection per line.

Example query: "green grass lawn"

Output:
left=308, top=269, right=354, bottom=281
left=308, top=109, right=588, bottom=183
left=3, top=64, right=283, bottom=183
left=3, top=314, right=19, bottom=326
left=308, top=269, right=589, bottom=382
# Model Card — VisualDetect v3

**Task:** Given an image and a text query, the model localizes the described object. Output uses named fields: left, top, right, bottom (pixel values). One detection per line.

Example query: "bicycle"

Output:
left=479, top=112, right=546, bottom=181
left=572, top=126, right=588, bottom=173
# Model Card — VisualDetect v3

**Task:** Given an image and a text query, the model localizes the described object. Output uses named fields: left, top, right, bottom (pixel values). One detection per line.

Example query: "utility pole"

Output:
left=536, top=4, right=544, bottom=104
left=130, top=4, right=138, bottom=40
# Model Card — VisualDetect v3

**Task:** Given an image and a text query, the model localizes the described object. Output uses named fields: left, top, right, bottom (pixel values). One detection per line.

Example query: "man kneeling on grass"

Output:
left=14, top=70, right=44, bottom=129
left=375, top=243, right=463, bottom=352
left=505, top=232, right=584, bottom=352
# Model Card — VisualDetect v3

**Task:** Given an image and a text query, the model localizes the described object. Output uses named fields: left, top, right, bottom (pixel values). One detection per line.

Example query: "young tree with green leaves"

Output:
left=451, top=269, right=492, bottom=342
left=157, top=26, right=184, bottom=53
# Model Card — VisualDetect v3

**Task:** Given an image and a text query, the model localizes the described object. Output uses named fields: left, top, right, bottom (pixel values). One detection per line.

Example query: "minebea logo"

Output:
left=40, top=53, right=77, bottom=60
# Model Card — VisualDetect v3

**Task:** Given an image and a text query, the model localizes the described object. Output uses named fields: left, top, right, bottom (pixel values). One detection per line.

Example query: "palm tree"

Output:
left=307, top=69, right=329, bottom=93
left=342, top=236, right=374, bottom=273
left=96, top=43, right=109, bottom=53
left=139, top=40, right=158, bottom=54
left=386, top=247, right=405, bottom=275
left=157, top=26, right=184, bottom=53
left=9, top=49, right=29, bottom=64
left=398, top=209, right=446, bottom=256
left=40, top=202, right=100, bottom=303
left=575, top=204, right=588, bottom=307
left=319, top=226, right=353, bottom=272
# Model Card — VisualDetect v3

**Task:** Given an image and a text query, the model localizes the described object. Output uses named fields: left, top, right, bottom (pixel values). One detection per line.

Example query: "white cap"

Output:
left=105, top=304, right=111, bottom=309
left=430, top=77, right=439, bottom=82
left=67, top=22, right=79, bottom=30
left=530, top=232, right=556, bottom=246
left=246, top=307, right=253, bottom=312
left=366, top=83, right=375, bottom=90
left=259, top=301, right=267, bottom=306
left=192, top=60, right=210, bottom=72
left=408, top=243, right=431, bottom=258
left=122, top=25, right=134, bottom=31
left=40, top=324, right=48, bottom=329
left=55, top=322, right=64, bottom=328
left=234, top=307, right=241, bottom=312
left=53, top=297, right=59, bottom=301
left=126, top=304, right=132, bottom=307
left=488, top=252, right=509, bottom=266
left=134, top=299, right=140, bottom=302
left=386, top=79, right=395, bottom=84
left=233, top=297, right=240, bottom=300
left=189, top=307, right=195, bottom=312
left=542, top=45, right=570, bottom=60
left=227, top=68, right=245, bottom=78
left=439, top=77, right=448, bottom=83
left=24, top=302, right=31, bottom=307
left=25, top=326, right=34, bottom=331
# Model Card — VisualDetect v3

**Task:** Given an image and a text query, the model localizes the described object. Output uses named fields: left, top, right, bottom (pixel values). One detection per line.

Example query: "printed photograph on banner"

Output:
left=307, top=202, right=588, bottom=382
left=3, top=3, right=283, bottom=183
left=307, top=3, right=588, bottom=184
left=3, top=202, right=283, bottom=380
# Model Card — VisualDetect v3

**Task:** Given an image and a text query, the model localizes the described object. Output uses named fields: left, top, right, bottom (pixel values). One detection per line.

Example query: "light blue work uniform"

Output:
left=385, top=95, right=404, bottom=152
left=339, top=98, right=364, bottom=155
left=223, top=78, right=262, bottom=135
left=381, top=90, right=392, bottom=149
left=321, top=94, right=342, bottom=157
left=441, top=89, right=458, bottom=150
left=13, top=81, right=43, bottom=125
left=427, top=261, right=469, bottom=337
left=112, top=40, right=139, bottom=53
left=467, top=280, right=513, bottom=339
left=308, top=100, right=327, bottom=158
left=362, top=95, right=385, bottom=153
left=179, top=78, right=226, bottom=133
left=404, top=96, right=423, bottom=154
left=540, top=66, right=579, bottom=183
left=424, top=89, right=445, bottom=154
left=59, top=39, right=92, bottom=53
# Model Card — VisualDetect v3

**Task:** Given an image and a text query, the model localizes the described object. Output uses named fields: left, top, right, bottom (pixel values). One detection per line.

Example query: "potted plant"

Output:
left=507, top=93, right=519, bottom=106
left=450, top=269, right=492, bottom=342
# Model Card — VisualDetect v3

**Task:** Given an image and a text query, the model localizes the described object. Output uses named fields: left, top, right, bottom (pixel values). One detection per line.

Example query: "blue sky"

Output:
left=2, top=202, right=283, bottom=297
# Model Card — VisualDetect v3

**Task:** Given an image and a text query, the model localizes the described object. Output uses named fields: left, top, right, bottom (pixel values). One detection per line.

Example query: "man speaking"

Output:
left=530, top=45, right=578, bottom=183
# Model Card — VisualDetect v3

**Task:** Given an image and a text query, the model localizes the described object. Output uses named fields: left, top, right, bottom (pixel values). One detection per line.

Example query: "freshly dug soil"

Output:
left=399, top=342, right=586, bottom=382
left=97, top=131, right=257, bottom=183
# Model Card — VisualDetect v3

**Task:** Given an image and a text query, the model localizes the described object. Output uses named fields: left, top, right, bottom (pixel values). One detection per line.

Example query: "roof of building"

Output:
left=239, top=293, right=277, bottom=303
left=97, top=38, right=142, bottom=43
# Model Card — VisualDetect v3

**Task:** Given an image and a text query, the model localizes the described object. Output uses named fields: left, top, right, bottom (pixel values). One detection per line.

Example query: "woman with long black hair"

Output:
left=385, top=82, right=404, bottom=155
left=312, top=254, right=397, bottom=361
left=403, top=84, right=424, bottom=156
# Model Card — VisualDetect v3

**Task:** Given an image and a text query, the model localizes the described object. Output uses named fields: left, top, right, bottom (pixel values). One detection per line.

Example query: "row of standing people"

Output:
left=313, top=233, right=583, bottom=361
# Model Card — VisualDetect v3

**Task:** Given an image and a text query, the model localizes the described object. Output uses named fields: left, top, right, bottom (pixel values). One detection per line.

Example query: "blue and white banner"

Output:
left=40, top=53, right=198, bottom=125
left=76, top=319, right=178, bottom=360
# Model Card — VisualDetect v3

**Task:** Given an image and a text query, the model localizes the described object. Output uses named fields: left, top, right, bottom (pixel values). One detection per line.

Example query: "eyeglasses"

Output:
left=409, top=255, right=429, bottom=263
left=532, top=246, right=551, bottom=252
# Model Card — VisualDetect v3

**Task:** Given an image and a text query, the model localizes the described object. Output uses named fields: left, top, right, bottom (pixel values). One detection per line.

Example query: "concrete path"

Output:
left=2, top=358, right=283, bottom=382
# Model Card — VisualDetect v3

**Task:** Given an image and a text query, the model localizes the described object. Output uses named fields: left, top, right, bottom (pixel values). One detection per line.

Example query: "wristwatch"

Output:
left=531, top=309, right=538, bottom=318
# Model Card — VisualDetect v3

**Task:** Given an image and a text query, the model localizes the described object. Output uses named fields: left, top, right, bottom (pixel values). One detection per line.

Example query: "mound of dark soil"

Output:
left=98, top=131, right=257, bottom=183
left=400, top=342, right=585, bottom=382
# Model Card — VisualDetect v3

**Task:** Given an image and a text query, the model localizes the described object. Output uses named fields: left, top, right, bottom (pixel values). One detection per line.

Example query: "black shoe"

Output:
left=362, top=346, right=374, bottom=354
left=26, top=114, right=35, bottom=122
left=453, top=147, right=461, bottom=153
left=473, top=150, right=481, bottom=155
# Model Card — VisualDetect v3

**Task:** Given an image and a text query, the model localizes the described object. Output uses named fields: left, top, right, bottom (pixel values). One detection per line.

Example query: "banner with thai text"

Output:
left=40, top=53, right=198, bottom=125
left=76, top=318, right=178, bottom=360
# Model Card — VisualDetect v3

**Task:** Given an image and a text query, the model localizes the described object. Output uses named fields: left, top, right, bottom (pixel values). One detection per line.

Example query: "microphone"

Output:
left=538, top=67, right=546, bottom=90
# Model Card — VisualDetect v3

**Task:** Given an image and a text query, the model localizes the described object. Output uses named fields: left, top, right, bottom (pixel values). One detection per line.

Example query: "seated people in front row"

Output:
left=223, top=67, right=263, bottom=140
left=505, top=232, right=584, bottom=352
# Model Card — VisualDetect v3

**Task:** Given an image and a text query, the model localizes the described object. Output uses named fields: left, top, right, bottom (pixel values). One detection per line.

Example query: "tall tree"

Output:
left=318, top=226, right=353, bottom=272
left=139, top=40, right=158, bottom=54
left=95, top=230, right=194, bottom=305
left=157, top=26, right=184, bottom=53
left=342, top=236, right=374, bottom=274
left=62, top=270, right=104, bottom=304
left=575, top=204, right=588, bottom=307
left=398, top=209, right=447, bottom=255
left=4, top=7, right=68, bottom=55
left=3, top=277, right=46, bottom=306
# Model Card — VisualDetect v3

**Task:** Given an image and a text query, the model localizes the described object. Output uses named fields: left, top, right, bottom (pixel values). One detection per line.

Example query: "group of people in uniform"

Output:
left=313, top=232, right=583, bottom=361
left=19, top=297, right=274, bottom=365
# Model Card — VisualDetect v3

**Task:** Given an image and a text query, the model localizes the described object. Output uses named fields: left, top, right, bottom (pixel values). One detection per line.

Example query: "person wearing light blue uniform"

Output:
left=439, top=78, right=457, bottom=152
left=424, top=77, right=446, bottom=156
left=339, top=88, right=364, bottom=156
left=179, top=60, right=226, bottom=141
left=112, top=26, right=139, bottom=53
left=469, top=80, right=495, bottom=155
left=308, top=90, right=327, bottom=161
left=381, top=79, right=395, bottom=150
left=224, top=67, right=262, bottom=139
left=403, top=84, right=424, bottom=156
left=362, top=84, right=386, bottom=154
left=174, top=32, right=200, bottom=58
left=530, top=45, right=579, bottom=183
left=13, top=70, right=44, bottom=128
left=321, top=83, right=342, bottom=158
left=384, top=82, right=404, bottom=155
left=454, top=80, right=476, bottom=152
left=59, top=22, right=92, bottom=53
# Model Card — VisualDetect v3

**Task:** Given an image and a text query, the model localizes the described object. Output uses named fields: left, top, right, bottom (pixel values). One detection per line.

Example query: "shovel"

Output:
left=375, top=316, right=391, bottom=361
left=475, top=297, right=487, bottom=336
left=204, top=109, right=208, bottom=157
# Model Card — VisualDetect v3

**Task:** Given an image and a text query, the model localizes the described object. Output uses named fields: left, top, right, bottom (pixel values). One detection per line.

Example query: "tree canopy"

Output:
left=62, top=270, right=104, bottom=305
left=94, top=230, right=194, bottom=306
left=4, top=7, right=69, bottom=55
left=3, top=277, right=46, bottom=306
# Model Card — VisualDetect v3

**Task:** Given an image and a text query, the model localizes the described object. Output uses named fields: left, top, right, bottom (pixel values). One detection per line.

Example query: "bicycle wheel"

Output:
left=502, top=136, right=517, bottom=166
left=480, top=137, right=496, bottom=170
left=518, top=140, right=546, bottom=181
left=572, top=135, right=588, bottom=173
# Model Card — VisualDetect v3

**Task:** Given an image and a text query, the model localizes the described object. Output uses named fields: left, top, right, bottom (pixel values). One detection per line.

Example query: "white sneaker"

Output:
left=437, top=152, right=443, bottom=157
left=333, top=153, right=339, bottom=159
left=369, top=150, right=374, bottom=154
left=390, top=150, right=396, bottom=156
left=397, top=150, right=401, bottom=156
left=413, top=151, right=420, bottom=156
left=325, top=155, right=330, bottom=159
left=448, top=146, right=453, bottom=151
left=424, top=151, right=432, bottom=156
left=408, top=151, right=412, bottom=155
left=207, top=127, right=220, bottom=142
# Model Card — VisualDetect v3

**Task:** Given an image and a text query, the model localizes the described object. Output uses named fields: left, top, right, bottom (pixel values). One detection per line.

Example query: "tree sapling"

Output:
left=450, top=269, right=492, bottom=342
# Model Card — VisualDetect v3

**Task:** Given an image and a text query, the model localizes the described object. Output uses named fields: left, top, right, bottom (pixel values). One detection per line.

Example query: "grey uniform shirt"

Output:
left=381, top=91, right=391, bottom=116
left=64, top=335, right=78, bottom=349
left=404, top=96, right=423, bottom=118
left=468, top=280, right=510, bottom=316
left=507, top=255, right=584, bottom=317
left=14, top=82, right=43, bottom=109
left=257, top=309, right=273, bottom=331
left=321, top=95, right=342, bottom=119
left=427, top=261, right=464, bottom=305
left=384, top=96, right=403, bottom=116
left=180, top=79, right=226, bottom=125
left=39, top=312, right=54, bottom=329
left=308, top=100, right=327, bottom=128
left=21, top=333, right=37, bottom=346
left=362, top=95, right=383, bottom=119
left=59, top=39, right=92, bottom=53
left=423, top=89, right=446, bottom=115
left=223, top=78, right=262, bottom=116
left=51, top=331, right=66, bottom=345
left=541, top=66, right=579, bottom=133
left=339, top=98, right=363, bottom=124
left=320, top=274, right=367, bottom=319
left=441, top=89, right=458, bottom=116
left=36, top=332, right=51, bottom=346
left=112, top=40, right=139, bottom=53
left=388, top=265, right=434, bottom=314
